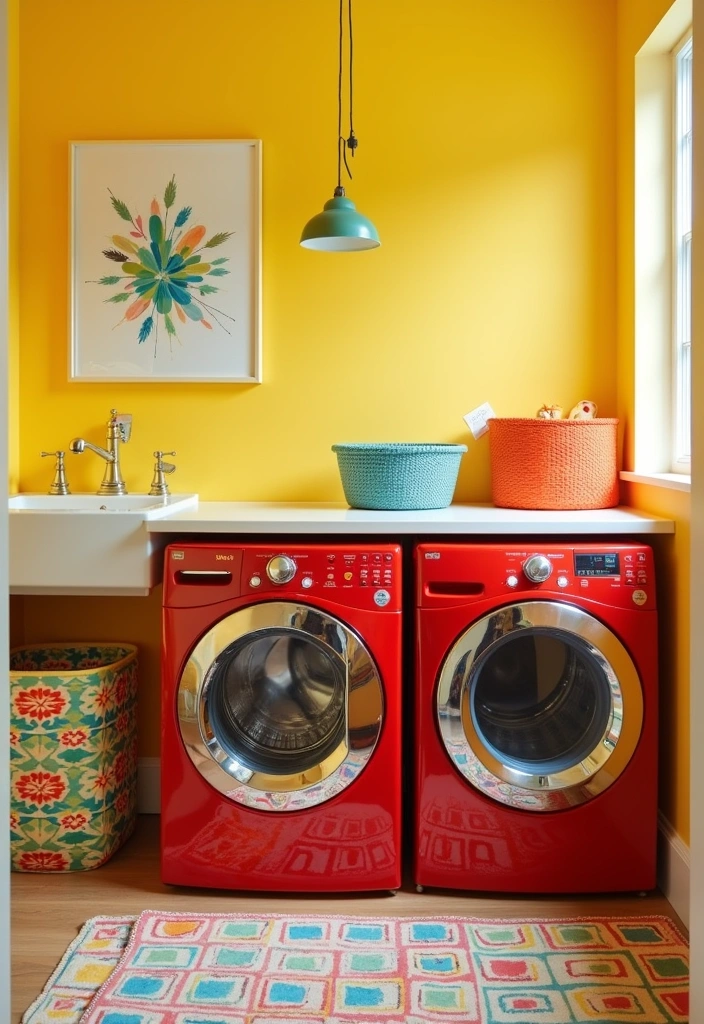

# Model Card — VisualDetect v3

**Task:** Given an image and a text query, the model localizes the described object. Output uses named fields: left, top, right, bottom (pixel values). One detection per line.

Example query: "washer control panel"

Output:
left=165, top=543, right=402, bottom=611
left=417, top=543, right=655, bottom=611
left=245, top=547, right=400, bottom=600
left=619, top=550, right=650, bottom=588
left=500, top=547, right=653, bottom=607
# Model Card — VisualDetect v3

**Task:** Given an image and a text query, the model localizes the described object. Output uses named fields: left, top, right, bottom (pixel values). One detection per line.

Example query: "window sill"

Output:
left=620, top=470, right=691, bottom=493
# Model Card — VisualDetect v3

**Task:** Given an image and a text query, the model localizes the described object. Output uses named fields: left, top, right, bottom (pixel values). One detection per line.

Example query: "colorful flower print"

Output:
left=80, top=684, right=115, bottom=720
left=18, top=851, right=69, bottom=872
left=116, top=711, right=131, bottom=735
left=43, top=659, right=74, bottom=671
left=79, top=767, right=115, bottom=802
left=11, top=657, right=39, bottom=671
left=10, top=645, right=138, bottom=874
left=95, top=684, right=114, bottom=711
left=114, top=673, right=129, bottom=706
left=59, top=728, right=89, bottom=747
left=13, top=686, right=68, bottom=722
left=90, top=176, right=234, bottom=353
left=15, top=771, right=66, bottom=806
left=113, top=752, right=128, bottom=785
left=114, top=791, right=129, bottom=815
left=60, top=812, right=89, bottom=831
left=77, top=657, right=107, bottom=669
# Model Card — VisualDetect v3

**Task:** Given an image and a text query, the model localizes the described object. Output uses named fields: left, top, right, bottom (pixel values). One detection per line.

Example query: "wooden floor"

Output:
left=12, top=815, right=687, bottom=1022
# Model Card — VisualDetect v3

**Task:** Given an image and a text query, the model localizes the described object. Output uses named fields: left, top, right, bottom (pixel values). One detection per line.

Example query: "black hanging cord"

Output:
left=347, top=0, right=357, bottom=156
left=335, top=0, right=356, bottom=193
left=337, top=0, right=344, bottom=189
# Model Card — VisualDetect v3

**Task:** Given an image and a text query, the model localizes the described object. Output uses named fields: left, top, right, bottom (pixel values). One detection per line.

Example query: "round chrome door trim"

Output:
left=178, top=601, right=384, bottom=812
left=436, top=601, right=643, bottom=811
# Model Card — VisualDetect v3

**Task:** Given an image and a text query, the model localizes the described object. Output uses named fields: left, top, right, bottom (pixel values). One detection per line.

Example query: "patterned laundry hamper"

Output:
left=10, top=643, right=138, bottom=872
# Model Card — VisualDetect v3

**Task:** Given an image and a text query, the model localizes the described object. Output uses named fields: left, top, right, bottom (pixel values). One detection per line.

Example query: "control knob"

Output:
left=523, top=554, right=553, bottom=583
left=266, top=554, right=297, bottom=584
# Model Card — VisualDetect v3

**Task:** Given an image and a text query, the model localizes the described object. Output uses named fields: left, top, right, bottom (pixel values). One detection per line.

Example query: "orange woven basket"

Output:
left=488, top=418, right=620, bottom=510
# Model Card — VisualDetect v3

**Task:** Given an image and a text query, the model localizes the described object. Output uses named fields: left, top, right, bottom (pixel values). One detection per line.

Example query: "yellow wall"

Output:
left=16, top=0, right=618, bottom=757
left=617, top=0, right=691, bottom=841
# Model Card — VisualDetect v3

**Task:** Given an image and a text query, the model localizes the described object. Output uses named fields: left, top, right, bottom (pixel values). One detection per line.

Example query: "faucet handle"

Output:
left=109, top=409, right=132, bottom=443
left=149, top=451, right=177, bottom=497
left=41, top=450, right=70, bottom=496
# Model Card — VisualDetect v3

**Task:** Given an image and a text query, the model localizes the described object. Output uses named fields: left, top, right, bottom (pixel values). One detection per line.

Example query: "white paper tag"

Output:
left=463, top=402, right=496, bottom=440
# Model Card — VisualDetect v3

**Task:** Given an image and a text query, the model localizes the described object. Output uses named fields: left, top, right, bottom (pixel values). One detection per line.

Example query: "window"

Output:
left=631, top=0, right=692, bottom=488
left=673, top=32, right=692, bottom=471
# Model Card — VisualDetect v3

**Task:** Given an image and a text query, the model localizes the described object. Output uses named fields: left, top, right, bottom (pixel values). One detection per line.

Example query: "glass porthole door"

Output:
left=436, top=602, right=643, bottom=811
left=178, top=602, right=383, bottom=811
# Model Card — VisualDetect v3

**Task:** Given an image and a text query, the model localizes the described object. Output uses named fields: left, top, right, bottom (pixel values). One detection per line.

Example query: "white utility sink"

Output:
left=9, top=492, right=198, bottom=595
left=9, top=492, right=197, bottom=517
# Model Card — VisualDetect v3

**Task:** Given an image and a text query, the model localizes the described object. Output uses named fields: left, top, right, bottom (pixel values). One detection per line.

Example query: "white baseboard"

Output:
left=658, top=811, right=690, bottom=928
left=137, top=757, right=161, bottom=814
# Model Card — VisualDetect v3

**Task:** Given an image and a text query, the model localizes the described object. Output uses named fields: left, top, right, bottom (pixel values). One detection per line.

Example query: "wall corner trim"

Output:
left=658, top=811, right=690, bottom=928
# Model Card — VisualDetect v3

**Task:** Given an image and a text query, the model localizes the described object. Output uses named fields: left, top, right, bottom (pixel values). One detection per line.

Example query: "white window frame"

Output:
left=672, top=30, right=692, bottom=472
left=629, top=0, right=693, bottom=491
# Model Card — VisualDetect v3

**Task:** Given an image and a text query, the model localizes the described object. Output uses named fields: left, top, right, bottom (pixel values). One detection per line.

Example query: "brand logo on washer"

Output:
left=171, top=550, right=184, bottom=560
left=424, top=552, right=441, bottom=560
left=215, top=554, right=234, bottom=561
left=374, top=589, right=391, bottom=606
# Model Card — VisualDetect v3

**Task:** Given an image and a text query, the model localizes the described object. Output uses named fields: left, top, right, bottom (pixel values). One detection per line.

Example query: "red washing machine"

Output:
left=415, top=542, right=658, bottom=894
left=161, top=542, right=402, bottom=892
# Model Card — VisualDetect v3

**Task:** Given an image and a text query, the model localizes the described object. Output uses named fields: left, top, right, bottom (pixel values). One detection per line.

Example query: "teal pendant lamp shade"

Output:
left=300, top=0, right=380, bottom=252
left=301, top=189, right=380, bottom=251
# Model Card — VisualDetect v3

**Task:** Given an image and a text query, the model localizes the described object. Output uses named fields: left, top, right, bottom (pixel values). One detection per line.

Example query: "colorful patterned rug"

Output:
left=24, top=912, right=688, bottom=1024
left=22, top=915, right=135, bottom=1023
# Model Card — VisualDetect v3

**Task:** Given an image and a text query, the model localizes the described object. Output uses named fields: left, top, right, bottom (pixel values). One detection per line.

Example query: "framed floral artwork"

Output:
left=69, top=140, right=262, bottom=382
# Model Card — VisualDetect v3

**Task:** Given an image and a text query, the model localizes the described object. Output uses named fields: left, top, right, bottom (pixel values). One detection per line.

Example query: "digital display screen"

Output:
left=575, top=553, right=620, bottom=577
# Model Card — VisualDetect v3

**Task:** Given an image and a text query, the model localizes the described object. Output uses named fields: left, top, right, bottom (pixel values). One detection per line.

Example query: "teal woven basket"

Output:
left=332, top=443, right=467, bottom=510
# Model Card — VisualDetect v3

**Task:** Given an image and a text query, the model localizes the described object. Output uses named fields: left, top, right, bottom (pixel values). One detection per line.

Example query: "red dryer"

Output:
left=162, top=542, right=402, bottom=892
left=415, top=542, right=658, bottom=893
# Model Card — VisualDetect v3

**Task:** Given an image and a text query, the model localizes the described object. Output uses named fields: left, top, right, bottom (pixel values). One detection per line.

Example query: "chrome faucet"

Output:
left=70, top=409, right=132, bottom=496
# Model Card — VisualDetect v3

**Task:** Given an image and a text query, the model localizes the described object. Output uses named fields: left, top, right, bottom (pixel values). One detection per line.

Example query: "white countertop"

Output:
left=146, top=502, right=675, bottom=535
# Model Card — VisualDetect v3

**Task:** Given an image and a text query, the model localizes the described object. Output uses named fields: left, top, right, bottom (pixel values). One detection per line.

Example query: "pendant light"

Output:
left=300, top=0, right=380, bottom=251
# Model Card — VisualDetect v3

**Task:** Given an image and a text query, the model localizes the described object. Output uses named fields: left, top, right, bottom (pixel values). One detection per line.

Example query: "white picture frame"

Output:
left=69, top=140, right=262, bottom=383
